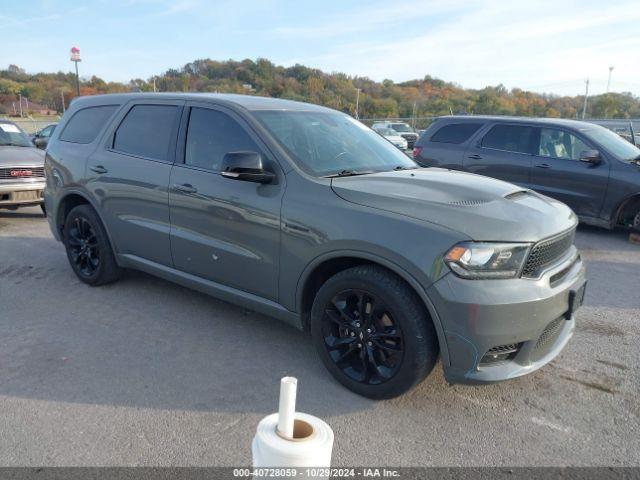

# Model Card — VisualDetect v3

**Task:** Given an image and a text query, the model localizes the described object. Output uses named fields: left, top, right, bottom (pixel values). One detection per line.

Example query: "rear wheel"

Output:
left=63, top=205, right=121, bottom=286
left=310, top=265, right=439, bottom=399
left=633, top=209, right=640, bottom=232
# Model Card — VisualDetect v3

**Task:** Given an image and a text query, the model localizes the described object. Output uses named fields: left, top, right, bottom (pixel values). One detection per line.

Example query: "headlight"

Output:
left=444, top=242, right=532, bottom=279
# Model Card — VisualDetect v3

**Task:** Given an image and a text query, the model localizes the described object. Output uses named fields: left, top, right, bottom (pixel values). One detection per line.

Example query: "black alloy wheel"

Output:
left=322, top=289, right=404, bottom=385
left=67, top=216, right=100, bottom=277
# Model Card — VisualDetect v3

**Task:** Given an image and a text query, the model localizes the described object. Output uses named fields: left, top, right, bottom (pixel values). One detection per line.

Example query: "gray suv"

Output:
left=45, top=94, right=586, bottom=399
left=413, top=116, right=640, bottom=230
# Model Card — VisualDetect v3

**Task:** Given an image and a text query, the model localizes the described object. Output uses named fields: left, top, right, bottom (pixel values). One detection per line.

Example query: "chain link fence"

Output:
left=5, top=117, right=60, bottom=134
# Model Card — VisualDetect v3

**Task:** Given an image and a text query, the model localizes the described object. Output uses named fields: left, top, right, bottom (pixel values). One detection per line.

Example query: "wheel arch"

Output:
left=56, top=190, right=119, bottom=257
left=614, top=192, right=640, bottom=227
left=296, top=250, right=450, bottom=366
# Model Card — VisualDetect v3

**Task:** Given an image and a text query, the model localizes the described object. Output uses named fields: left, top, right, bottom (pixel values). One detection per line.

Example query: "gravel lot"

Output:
left=1, top=206, right=639, bottom=466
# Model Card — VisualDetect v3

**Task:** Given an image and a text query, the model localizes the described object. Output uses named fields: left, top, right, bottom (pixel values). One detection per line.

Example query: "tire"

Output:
left=63, top=204, right=121, bottom=286
left=310, top=265, right=439, bottom=399
left=633, top=209, right=640, bottom=232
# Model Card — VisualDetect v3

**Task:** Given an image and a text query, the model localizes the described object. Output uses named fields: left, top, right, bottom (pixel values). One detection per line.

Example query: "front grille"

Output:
left=400, top=133, right=418, bottom=141
left=0, top=167, right=45, bottom=180
left=522, top=228, right=575, bottom=278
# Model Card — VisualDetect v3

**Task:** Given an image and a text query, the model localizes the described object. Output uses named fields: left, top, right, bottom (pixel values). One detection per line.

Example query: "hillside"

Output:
left=2, top=59, right=639, bottom=126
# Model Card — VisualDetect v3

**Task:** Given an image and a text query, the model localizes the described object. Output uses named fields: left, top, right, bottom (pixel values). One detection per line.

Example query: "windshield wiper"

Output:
left=324, top=169, right=376, bottom=178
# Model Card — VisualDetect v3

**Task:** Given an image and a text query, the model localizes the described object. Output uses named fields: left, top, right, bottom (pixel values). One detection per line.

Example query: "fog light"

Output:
left=479, top=343, right=521, bottom=366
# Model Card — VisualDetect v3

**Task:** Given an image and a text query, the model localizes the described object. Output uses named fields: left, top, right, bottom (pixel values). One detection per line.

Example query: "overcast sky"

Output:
left=2, top=0, right=640, bottom=96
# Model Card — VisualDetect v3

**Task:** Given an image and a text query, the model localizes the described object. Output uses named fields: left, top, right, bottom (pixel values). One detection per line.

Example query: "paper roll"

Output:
left=252, top=412, right=334, bottom=469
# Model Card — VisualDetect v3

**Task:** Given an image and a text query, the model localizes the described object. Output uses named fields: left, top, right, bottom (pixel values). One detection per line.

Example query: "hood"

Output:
left=386, top=135, right=406, bottom=142
left=331, top=168, right=577, bottom=242
left=0, top=146, right=45, bottom=167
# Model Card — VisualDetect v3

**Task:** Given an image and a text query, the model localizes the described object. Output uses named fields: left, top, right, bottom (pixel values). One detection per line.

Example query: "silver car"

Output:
left=0, top=120, right=46, bottom=212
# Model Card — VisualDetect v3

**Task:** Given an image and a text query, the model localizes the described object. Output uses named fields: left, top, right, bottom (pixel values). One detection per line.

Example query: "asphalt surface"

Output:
left=0, top=206, right=639, bottom=467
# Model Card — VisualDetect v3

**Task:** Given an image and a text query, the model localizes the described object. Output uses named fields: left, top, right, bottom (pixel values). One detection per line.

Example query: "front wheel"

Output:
left=63, top=204, right=121, bottom=286
left=310, top=265, right=439, bottom=399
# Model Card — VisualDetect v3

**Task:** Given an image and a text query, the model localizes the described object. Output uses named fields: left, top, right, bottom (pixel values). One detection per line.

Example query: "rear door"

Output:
left=168, top=102, right=283, bottom=301
left=416, top=121, right=484, bottom=169
left=85, top=100, right=183, bottom=266
left=464, top=123, right=537, bottom=187
left=529, top=127, right=610, bottom=218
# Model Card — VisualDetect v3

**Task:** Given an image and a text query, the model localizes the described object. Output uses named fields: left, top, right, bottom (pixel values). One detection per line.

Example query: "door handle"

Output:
left=173, top=183, right=198, bottom=194
left=468, top=154, right=482, bottom=160
left=535, top=163, right=551, bottom=169
left=89, top=165, right=108, bottom=174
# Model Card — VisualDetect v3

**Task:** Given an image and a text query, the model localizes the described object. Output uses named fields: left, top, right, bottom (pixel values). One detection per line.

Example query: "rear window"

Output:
left=59, top=105, right=119, bottom=144
left=430, top=123, right=482, bottom=144
left=481, top=124, right=536, bottom=154
left=112, top=105, right=178, bottom=161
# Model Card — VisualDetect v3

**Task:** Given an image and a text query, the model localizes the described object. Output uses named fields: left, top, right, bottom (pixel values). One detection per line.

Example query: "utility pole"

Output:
left=411, top=101, right=417, bottom=129
left=70, top=47, right=81, bottom=96
left=60, top=90, right=66, bottom=114
left=581, top=78, right=589, bottom=120
left=606, top=66, right=614, bottom=93
left=355, top=88, right=361, bottom=119
left=18, top=93, right=23, bottom=117
left=153, top=77, right=157, bottom=93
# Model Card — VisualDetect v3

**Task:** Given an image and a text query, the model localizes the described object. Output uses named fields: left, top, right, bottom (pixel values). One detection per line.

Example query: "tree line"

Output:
left=1, top=59, right=639, bottom=125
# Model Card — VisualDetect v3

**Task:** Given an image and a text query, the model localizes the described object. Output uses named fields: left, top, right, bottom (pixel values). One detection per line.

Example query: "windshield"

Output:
left=582, top=125, right=640, bottom=161
left=255, top=111, right=417, bottom=176
left=0, top=123, right=32, bottom=147
left=378, top=128, right=398, bottom=136
left=391, top=123, right=413, bottom=133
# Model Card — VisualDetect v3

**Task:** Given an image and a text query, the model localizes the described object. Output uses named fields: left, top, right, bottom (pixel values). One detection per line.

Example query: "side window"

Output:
left=538, top=128, right=590, bottom=160
left=40, top=125, right=54, bottom=137
left=113, top=105, right=178, bottom=161
left=185, top=107, right=260, bottom=171
left=481, top=124, right=536, bottom=154
left=59, top=105, right=118, bottom=144
left=430, top=123, right=483, bottom=144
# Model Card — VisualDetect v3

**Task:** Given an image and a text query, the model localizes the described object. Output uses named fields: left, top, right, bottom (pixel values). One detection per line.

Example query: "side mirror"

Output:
left=579, top=149, right=601, bottom=165
left=220, top=151, right=275, bottom=184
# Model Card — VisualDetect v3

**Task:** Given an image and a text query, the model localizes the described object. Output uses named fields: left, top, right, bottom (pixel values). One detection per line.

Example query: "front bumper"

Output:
left=428, top=247, right=586, bottom=384
left=0, top=181, right=45, bottom=207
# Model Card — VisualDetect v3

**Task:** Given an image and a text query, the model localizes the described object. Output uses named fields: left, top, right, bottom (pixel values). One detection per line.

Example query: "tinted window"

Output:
left=538, top=128, right=590, bottom=160
left=185, top=108, right=260, bottom=171
left=481, top=124, right=536, bottom=154
left=113, top=105, right=178, bottom=161
left=60, top=105, right=118, bottom=144
left=430, top=123, right=482, bottom=144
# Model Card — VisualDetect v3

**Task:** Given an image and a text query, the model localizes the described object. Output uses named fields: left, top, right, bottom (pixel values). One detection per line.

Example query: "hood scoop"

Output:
left=504, top=190, right=531, bottom=201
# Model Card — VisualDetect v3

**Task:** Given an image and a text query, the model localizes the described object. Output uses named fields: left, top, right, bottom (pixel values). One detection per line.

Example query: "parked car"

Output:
left=372, top=121, right=419, bottom=149
left=413, top=116, right=640, bottom=231
left=45, top=94, right=585, bottom=399
left=0, top=120, right=46, bottom=213
left=31, top=123, right=57, bottom=150
left=375, top=127, right=408, bottom=150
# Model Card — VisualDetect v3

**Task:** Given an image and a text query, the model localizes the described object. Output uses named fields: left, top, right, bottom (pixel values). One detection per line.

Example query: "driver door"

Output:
left=529, top=127, right=610, bottom=218
left=168, top=103, right=284, bottom=301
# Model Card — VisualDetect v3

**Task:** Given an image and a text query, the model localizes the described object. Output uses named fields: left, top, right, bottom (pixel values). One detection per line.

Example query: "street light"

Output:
left=70, top=47, right=81, bottom=96
left=606, top=66, right=614, bottom=93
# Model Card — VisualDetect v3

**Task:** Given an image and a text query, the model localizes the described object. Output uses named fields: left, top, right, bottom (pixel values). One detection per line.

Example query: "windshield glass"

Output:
left=255, top=111, right=417, bottom=176
left=0, top=123, right=32, bottom=147
left=582, top=125, right=640, bottom=161
left=378, top=128, right=397, bottom=136
left=391, top=123, right=413, bottom=133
